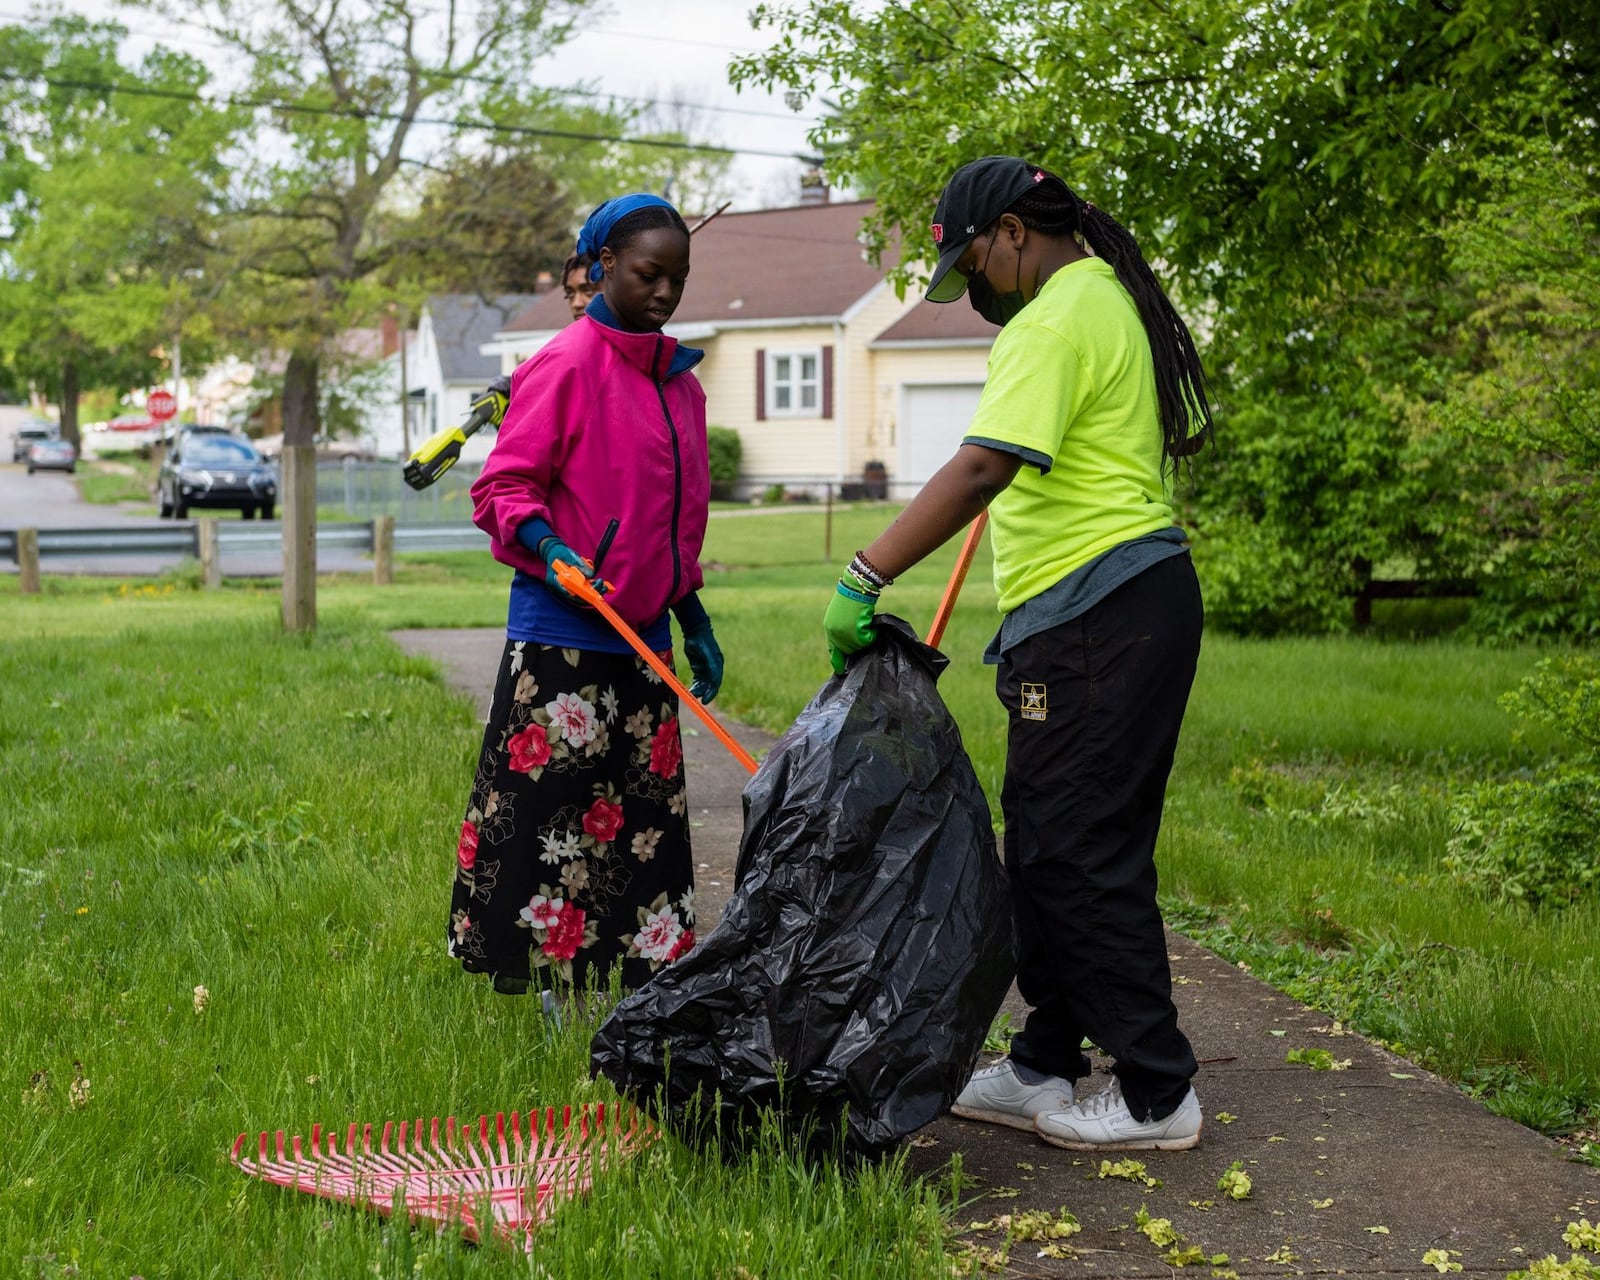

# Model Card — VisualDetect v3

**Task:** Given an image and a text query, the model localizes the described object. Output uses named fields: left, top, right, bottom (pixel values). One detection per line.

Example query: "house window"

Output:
left=766, top=348, right=823, bottom=417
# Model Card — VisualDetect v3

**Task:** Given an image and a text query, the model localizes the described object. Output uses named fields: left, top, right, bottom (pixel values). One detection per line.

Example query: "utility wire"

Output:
left=0, top=70, right=820, bottom=160
left=0, top=8, right=809, bottom=121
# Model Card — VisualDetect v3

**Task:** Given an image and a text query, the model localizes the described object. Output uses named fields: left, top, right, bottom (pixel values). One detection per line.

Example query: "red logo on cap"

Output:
left=931, top=222, right=944, bottom=245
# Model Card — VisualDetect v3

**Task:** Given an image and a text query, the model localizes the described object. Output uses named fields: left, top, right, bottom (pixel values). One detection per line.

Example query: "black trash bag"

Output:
left=590, top=615, right=1015, bottom=1160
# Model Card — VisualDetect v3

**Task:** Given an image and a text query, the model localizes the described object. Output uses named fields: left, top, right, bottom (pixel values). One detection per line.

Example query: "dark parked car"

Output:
left=26, top=437, right=78, bottom=474
left=12, top=419, right=57, bottom=463
left=158, top=430, right=278, bottom=519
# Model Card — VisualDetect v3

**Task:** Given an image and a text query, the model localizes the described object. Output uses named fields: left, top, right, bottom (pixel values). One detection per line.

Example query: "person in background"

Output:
left=466, top=252, right=598, bottom=427
left=823, top=156, right=1214, bottom=1151
left=448, top=194, right=721, bottom=998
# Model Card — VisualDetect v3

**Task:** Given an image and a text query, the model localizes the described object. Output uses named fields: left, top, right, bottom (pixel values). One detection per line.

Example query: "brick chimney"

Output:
left=799, top=166, right=829, bottom=206
left=533, top=270, right=555, bottom=294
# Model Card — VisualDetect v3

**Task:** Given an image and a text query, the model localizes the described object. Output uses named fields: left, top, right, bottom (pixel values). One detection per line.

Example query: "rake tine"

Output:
left=231, top=1102, right=660, bottom=1246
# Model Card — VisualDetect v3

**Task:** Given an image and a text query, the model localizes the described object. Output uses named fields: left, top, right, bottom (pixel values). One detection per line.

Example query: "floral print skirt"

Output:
left=447, top=639, right=696, bottom=995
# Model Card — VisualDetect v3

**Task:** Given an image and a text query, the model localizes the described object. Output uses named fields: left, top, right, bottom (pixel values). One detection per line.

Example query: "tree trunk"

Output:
left=281, top=349, right=320, bottom=632
left=60, top=359, right=81, bottom=448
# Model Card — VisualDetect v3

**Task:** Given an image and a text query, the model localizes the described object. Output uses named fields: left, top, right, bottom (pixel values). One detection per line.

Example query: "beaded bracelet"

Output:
left=850, top=549, right=893, bottom=590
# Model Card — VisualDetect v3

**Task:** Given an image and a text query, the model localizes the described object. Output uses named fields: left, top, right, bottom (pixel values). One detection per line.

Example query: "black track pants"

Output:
left=997, top=553, right=1203, bottom=1120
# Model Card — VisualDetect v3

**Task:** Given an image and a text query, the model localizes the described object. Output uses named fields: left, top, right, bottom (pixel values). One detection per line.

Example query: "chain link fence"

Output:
left=316, top=458, right=480, bottom=520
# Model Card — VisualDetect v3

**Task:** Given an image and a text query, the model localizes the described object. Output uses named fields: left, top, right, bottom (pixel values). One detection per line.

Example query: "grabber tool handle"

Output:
left=552, top=561, right=759, bottom=776
left=925, top=512, right=989, bottom=649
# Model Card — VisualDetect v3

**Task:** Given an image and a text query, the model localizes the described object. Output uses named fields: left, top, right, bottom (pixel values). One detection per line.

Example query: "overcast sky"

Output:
left=39, top=0, right=829, bottom=209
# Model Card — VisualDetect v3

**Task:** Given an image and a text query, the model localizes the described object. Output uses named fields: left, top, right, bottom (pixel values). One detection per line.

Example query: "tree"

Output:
left=730, top=0, right=1597, bottom=634
left=133, top=0, right=600, bottom=630
left=0, top=17, right=233, bottom=444
left=388, top=93, right=732, bottom=297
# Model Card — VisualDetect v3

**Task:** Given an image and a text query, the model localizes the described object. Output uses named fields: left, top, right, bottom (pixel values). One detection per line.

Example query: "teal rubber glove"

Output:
left=682, top=626, right=724, bottom=703
left=824, top=569, right=880, bottom=676
left=538, top=535, right=605, bottom=604
left=672, top=591, right=723, bottom=703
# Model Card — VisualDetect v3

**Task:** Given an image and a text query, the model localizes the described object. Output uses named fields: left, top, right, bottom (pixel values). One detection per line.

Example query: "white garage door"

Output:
left=901, top=383, right=986, bottom=486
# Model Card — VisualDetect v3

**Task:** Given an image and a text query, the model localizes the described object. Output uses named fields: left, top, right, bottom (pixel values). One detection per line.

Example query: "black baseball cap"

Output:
left=925, top=156, right=1050, bottom=303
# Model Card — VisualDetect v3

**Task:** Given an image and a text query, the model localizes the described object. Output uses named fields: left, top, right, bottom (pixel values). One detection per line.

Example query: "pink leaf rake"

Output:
left=231, top=1103, right=654, bottom=1248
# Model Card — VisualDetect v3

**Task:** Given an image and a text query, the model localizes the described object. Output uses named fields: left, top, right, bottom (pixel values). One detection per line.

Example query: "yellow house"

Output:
left=481, top=200, right=997, bottom=498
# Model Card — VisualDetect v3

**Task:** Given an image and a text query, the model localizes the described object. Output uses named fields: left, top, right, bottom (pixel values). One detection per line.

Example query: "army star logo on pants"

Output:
left=1020, top=682, right=1047, bottom=721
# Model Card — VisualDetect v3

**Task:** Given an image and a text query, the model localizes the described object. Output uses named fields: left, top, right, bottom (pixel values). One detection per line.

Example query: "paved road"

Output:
left=0, top=407, right=370, bottom=577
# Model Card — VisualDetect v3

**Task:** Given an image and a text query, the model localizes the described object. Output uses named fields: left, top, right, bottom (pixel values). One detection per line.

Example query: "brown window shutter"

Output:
left=821, top=345, right=834, bottom=419
left=755, top=348, right=766, bottom=421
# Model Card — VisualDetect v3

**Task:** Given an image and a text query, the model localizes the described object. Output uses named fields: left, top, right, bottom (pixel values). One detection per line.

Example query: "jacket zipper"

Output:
left=654, top=336, right=684, bottom=603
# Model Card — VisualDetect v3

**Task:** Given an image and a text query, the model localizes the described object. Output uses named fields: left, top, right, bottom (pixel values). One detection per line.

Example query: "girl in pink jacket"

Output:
left=448, top=194, right=718, bottom=998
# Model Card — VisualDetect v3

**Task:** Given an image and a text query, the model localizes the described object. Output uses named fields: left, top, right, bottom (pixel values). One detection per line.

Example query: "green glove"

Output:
left=823, top=569, right=880, bottom=676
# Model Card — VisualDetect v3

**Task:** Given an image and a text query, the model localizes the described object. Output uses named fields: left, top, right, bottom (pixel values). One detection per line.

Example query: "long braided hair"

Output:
left=1007, top=173, right=1214, bottom=466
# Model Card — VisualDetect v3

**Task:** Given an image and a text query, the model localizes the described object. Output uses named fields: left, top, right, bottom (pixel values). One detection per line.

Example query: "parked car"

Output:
left=158, top=430, right=278, bottom=519
left=11, top=419, right=58, bottom=463
left=26, top=437, right=78, bottom=474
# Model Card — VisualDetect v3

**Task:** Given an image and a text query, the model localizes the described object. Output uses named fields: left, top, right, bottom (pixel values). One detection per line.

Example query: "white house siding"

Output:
left=695, top=324, right=842, bottom=483
left=838, top=285, right=919, bottom=476
left=865, top=346, right=993, bottom=491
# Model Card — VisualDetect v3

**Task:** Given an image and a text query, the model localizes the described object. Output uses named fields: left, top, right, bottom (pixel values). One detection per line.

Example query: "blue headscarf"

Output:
left=575, top=193, right=678, bottom=283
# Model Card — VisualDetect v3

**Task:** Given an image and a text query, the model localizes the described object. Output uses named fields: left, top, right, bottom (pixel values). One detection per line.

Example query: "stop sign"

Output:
left=148, top=388, right=177, bottom=421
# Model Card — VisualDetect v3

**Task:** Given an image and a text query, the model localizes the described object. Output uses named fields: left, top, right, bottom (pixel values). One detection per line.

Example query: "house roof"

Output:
left=503, top=200, right=900, bottom=334
left=428, top=293, right=540, bottom=380
left=873, top=298, right=997, bottom=344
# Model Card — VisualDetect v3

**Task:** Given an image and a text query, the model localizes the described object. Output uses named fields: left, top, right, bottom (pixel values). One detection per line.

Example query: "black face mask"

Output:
left=965, top=229, right=1027, bottom=327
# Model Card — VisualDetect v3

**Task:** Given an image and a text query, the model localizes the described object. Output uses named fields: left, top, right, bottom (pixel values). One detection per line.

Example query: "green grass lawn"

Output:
left=1, top=513, right=1595, bottom=1274
left=73, top=450, right=159, bottom=507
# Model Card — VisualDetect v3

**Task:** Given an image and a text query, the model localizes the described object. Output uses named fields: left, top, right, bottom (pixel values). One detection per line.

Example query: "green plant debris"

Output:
left=1365, top=1225, right=1391, bottom=1234
left=1011, top=1209, right=1081, bottom=1241
left=1099, top=1158, right=1162, bottom=1188
left=1217, top=1162, right=1253, bottom=1200
left=1215, top=1111, right=1238, bottom=1123
left=1135, top=1206, right=1181, bottom=1247
left=1266, top=1246, right=1297, bottom=1264
left=982, top=1013, right=1015, bottom=1054
left=1566, top=1220, right=1600, bottom=1252
left=1507, top=1258, right=1600, bottom=1279
left=1285, top=1047, right=1351, bottom=1070
left=1423, top=1248, right=1464, bottom=1272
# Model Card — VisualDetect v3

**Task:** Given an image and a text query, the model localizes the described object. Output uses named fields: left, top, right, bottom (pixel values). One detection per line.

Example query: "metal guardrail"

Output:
left=0, top=521, right=485, bottom=562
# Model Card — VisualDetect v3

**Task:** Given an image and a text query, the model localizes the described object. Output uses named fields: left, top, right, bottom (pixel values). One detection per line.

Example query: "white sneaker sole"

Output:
left=949, top=1103, right=1048, bottom=1133
left=1034, top=1122, right=1203, bottom=1152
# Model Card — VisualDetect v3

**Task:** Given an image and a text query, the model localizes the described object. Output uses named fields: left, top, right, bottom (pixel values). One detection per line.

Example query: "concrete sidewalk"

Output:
left=392, top=627, right=1599, bottom=1279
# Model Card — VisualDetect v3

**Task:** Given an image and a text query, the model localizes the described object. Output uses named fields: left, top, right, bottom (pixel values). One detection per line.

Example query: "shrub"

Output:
left=706, top=426, right=742, bottom=499
left=1445, top=764, right=1600, bottom=908
left=1446, top=654, right=1600, bottom=908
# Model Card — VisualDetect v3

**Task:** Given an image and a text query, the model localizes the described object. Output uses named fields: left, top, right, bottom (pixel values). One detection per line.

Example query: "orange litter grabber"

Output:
left=925, top=512, right=989, bottom=649
left=552, top=560, right=759, bottom=777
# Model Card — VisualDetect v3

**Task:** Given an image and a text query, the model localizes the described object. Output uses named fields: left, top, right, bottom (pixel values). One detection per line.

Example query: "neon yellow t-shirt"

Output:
left=962, top=256, right=1175, bottom=614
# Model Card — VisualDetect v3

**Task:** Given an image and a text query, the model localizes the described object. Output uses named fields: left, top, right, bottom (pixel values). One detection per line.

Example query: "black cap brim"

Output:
left=925, top=240, right=973, bottom=303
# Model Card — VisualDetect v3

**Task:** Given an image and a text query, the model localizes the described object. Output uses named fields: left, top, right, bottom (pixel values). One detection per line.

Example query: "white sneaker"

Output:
left=949, top=1059, right=1076, bottom=1132
left=1034, top=1080, right=1202, bottom=1151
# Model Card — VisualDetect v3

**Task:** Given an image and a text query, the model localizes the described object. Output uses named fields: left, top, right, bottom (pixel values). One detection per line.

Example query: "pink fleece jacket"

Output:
left=470, top=314, right=709, bottom=631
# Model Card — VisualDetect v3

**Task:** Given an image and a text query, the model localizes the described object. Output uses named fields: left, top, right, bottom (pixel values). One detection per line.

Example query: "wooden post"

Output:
left=17, top=528, right=40, bottom=595
left=281, top=444, right=318, bottom=631
left=372, top=514, right=394, bottom=585
left=197, top=518, right=222, bottom=589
